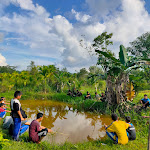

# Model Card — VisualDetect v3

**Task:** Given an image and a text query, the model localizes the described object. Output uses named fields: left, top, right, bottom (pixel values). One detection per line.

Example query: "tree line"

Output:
left=0, top=32, right=149, bottom=98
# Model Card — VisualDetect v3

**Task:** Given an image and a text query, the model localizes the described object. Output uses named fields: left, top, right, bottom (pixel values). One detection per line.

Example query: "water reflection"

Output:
left=21, top=100, right=112, bottom=144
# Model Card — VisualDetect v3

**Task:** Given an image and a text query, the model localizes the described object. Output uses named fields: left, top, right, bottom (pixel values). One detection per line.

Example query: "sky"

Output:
left=0, top=0, right=150, bottom=71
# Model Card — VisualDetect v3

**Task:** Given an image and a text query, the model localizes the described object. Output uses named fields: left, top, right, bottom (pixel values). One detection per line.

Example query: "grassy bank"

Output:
left=0, top=90, right=150, bottom=150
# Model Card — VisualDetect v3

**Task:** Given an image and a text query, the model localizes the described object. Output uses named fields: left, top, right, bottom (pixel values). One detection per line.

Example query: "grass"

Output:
left=0, top=90, right=150, bottom=150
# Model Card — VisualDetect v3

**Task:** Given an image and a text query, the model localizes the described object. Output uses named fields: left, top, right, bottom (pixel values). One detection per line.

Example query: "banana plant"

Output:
left=95, top=45, right=150, bottom=104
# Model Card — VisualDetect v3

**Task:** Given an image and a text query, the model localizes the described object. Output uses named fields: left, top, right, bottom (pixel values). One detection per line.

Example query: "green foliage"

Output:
left=119, top=45, right=128, bottom=66
left=0, top=61, right=106, bottom=94
left=0, top=65, right=16, bottom=74
left=127, top=32, right=150, bottom=58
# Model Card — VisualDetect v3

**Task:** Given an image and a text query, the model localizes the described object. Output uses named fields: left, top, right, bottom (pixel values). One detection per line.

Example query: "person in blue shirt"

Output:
left=125, top=116, right=136, bottom=140
left=140, top=94, right=150, bottom=108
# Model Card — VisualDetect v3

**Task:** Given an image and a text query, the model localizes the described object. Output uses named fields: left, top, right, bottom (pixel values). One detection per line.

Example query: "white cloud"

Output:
left=105, top=0, right=150, bottom=46
left=71, top=9, right=91, bottom=23
left=0, top=0, right=150, bottom=71
left=0, top=54, right=7, bottom=66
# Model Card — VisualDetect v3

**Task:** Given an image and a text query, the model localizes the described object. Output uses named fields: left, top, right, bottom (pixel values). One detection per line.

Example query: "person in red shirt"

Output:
left=29, top=113, right=52, bottom=143
left=0, top=103, right=11, bottom=119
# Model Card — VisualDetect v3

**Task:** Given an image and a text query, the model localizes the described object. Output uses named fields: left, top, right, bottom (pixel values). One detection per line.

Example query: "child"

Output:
left=104, top=113, right=131, bottom=145
left=1, top=97, right=10, bottom=105
left=29, top=113, right=52, bottom=144
left=0, top=103, right=10, bottom=119
left=11, top=91, right=25, bottom=141
left=125, top=116, right=136, bottom=140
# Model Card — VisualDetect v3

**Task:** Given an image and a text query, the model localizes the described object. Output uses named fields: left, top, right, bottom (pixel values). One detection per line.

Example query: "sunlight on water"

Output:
left=21, top=100, right=112, bottom=144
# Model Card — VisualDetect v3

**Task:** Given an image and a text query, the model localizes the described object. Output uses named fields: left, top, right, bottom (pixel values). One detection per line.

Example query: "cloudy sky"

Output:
left=0, top=0, right=150, bottom=71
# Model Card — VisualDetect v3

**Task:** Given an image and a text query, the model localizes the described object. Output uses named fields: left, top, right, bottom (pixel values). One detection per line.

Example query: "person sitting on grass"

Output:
left=125, top=116, right=136, bottom=140
left=67, top=90, right=72, bottom=96
left=140, top=94, right=150, bottom=109
left=104, top=113, right=131, bottom=145
left=29, top=113, right=53, bottom=144
left=0, top=98, right=9, bottom=109
left=1, top=97, right=10, bottom=105
left=3, top=115, right=30, bottom=136
left=0, top=103, right=11, bottom=119
left=95, top=92, right=100, bottom=101
left=72, top=88, right=77, bottom=97
left=100, top=93, right=106, bottom=102
left=85, top=91, right=91, bottom=99
left=76, top=90, right=82, bottom=97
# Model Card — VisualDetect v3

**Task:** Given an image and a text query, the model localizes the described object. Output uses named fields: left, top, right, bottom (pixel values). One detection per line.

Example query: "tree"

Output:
left=88, top=66, right=105, bottom=91
left=0, top=65, right=16, bottom=73
left=27, top=61, right=38, bottom=75
left=127, top=32, right=150, bottom=58
left=94, top=32, right=150, bottom=106
left=38, top=65, right=57, bottom=93
left=77, top=68, right=88, bottom=81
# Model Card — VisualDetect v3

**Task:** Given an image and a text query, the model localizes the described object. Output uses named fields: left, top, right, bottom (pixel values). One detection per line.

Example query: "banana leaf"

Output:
left=119, top=45, right=128, bottom=66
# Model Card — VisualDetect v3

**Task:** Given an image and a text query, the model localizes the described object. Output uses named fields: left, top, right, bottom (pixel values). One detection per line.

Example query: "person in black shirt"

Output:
left=10, top=91, right=25, bottom=141
left=85, top=91, right=91, bottom=99
left=76, top=90, right=82, bottom=97
left=125, top=116, right=136, bottom=140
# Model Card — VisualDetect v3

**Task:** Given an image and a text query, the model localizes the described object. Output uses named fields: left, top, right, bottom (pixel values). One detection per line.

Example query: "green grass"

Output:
left=0, top=90, right=150, bottom=150
left=133, top=90, right=150, bottom=104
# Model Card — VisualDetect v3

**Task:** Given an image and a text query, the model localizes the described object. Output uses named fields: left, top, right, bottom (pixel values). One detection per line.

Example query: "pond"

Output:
left=21, top=100, right=112, bottom=144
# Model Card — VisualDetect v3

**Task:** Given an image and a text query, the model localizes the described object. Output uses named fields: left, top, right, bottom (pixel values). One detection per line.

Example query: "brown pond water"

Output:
left=21, top=100, right=112, bottom=144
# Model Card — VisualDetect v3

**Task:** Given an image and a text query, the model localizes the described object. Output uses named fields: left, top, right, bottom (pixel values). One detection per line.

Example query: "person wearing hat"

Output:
left=140, top=94, right=150, bottom=108
left=0, top=103, right=11, bottom=119
left=29, top=113, right=53, bottom=144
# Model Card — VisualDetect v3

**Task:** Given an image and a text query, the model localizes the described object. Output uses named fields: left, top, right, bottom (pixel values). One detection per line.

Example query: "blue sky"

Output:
left=0, top=0, right=150, bottom=71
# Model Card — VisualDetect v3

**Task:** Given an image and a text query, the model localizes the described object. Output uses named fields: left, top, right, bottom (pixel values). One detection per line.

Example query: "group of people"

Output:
left=67, top=89, right=82, bottom=97
left=105, top=113, right=136, bottom=145
left=105, top=94, right=150, bottom=145
left=0, top=91, right=52, bottom=143
left=0, top=91, right=149, bottom=145
left=67, top=89, right=106, bottom=102
left=85, top=91, right=106, bottom=102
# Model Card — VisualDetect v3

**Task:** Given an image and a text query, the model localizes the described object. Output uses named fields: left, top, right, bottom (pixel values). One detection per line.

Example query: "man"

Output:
left=125, top=116, right=136, bottom=140
left=140, top=94, right=150, bottom=108
left=85, top=92, right=91, bottom=99
left=100, top=93, right=106, bottom=102
left=67, top=90, right=72, bottom=96
left=0, top=103, right=11, bottom=119
left=29, top=113, right=52, bottom=144
left=11, top=91, right=25, bottom=141
left=104, top=113, right=131, bottom=145
left=77, top=90, right=82, bottom=97
left=95, top=92, right=100, bottom=101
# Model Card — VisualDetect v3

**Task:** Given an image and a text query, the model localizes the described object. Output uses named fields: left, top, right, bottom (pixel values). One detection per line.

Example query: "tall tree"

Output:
left=127, top=32, right=150, bottom=58
left=94, top=32, right=150, bottom=106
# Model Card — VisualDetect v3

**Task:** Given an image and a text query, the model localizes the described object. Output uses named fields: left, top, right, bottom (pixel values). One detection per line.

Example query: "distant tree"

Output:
left=27, top=61, right=38, bottom=75
left=89, top=66, right=104, bottom=75
left=77, top=68, right=88, bottom=81
left=0, top=65, right=16, bottom=73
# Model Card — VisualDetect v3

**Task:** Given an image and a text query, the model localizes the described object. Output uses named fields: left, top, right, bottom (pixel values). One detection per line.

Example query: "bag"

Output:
left=21, top=109, right=27, bottom=118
